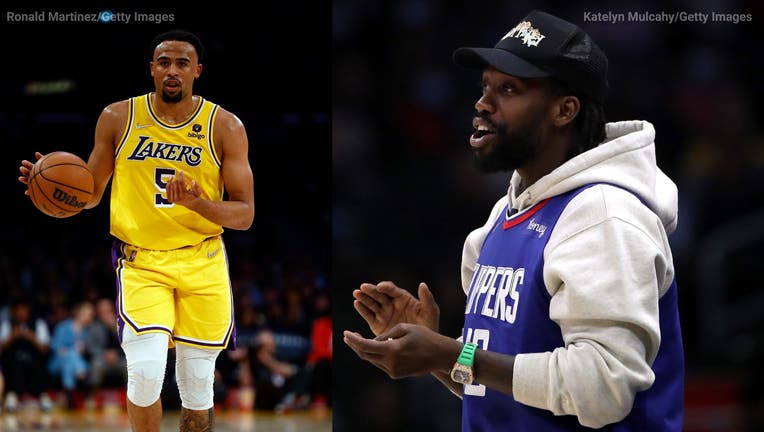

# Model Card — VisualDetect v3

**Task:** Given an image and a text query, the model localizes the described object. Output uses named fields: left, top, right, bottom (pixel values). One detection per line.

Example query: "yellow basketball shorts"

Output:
left=112, top=235, right=236, bottom=350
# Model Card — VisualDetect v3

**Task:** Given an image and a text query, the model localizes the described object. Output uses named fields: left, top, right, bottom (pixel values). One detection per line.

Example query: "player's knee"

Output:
left=176, top=345, right=221, bottom=411
left=127, top=359, right=166, bottom=407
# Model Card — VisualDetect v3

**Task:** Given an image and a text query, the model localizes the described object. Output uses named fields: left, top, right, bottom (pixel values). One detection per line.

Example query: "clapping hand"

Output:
left=352, top=281, right=440, bottom=336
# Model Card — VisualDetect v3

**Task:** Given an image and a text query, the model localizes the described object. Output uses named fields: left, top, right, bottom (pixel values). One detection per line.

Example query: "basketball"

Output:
left=27, top=151, right=94, bottom=218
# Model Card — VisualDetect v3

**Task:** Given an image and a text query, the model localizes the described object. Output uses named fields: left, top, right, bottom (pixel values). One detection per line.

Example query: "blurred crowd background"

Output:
left=0, top=3, right=331, bottom=416
left=333, top=1, right=763, bottom=431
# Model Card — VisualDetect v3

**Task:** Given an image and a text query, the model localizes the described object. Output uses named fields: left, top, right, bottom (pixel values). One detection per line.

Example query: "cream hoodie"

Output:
left=460, top=120, right=678, bottom=428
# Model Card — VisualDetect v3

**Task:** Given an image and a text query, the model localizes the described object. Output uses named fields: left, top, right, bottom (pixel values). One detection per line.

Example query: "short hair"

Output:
left=548, top=79, right=607, bottom=159
left=150, top=30, right=204, bottom=63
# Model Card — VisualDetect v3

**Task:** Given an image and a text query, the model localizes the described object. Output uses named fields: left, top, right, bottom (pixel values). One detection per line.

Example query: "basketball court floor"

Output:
left=0, top=406, right=332, bottom=431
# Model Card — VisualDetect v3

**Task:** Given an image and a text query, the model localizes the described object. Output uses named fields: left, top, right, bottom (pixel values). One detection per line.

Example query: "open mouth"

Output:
left=472, top=124, right=496, bottom=139
left=470, top=119, right=497, bottom=149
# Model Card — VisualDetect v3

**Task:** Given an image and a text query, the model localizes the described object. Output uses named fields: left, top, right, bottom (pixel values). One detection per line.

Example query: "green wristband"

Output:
left=457, top=342, right=477, bottom=367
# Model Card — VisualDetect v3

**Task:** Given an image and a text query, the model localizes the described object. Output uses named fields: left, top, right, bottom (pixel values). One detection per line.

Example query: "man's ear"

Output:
left=552, top=95, right=580, bottom=127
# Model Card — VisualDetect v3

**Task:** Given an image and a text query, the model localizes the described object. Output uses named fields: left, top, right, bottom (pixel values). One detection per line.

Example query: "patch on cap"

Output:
left=501, top=21, right=546, bottom=47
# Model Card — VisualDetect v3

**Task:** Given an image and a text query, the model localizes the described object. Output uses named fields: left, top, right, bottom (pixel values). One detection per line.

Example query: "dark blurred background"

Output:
left=333, top=1, right=764, bottom=431
left=0, top=2, right=331, bottom=416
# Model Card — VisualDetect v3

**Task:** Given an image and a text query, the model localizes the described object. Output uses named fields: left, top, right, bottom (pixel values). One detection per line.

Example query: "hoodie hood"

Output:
left=507, top=120, right=678, bottom=233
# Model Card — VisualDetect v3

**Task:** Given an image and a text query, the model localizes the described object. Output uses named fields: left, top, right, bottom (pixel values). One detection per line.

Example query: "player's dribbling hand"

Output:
left=18, top=151, right=45, bottom=195
left=352, top=281, right=440, bottom=336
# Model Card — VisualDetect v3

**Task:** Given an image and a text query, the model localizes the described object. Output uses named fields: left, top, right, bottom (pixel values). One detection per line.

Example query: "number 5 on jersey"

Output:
left=155, top=167, right=176, bottom=206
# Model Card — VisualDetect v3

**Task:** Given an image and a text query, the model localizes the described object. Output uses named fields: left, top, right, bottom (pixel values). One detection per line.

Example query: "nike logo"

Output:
left=135, top=124, right=153, bottom=129
left=207, top=248, right=221, bottom=258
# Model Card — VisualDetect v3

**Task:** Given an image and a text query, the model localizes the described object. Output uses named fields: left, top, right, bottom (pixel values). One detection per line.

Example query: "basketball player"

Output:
left=18, top=30, right=254, bottom=431
left=344, top=10, right=684, bottom=431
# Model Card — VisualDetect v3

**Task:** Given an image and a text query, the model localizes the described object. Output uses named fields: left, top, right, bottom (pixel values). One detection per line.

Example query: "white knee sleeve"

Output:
left=175, top=344, right=221, bottom=410
left=122, top=331, right=168, bottom=407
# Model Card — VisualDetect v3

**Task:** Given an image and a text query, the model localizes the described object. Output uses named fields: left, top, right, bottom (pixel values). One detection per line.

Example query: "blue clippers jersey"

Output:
left=461, top=184, right=684, bottom=431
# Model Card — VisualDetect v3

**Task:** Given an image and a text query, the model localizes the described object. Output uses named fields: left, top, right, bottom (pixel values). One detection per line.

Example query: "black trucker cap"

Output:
left=453, top=10, right=609, bottom=104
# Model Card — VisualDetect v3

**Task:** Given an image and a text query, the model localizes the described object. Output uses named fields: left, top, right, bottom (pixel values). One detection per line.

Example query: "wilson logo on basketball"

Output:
left=53, top=187, right=88, bottom=209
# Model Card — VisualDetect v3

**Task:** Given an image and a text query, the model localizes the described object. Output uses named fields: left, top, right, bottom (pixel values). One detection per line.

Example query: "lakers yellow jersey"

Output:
left=111, top=93, right=224, bottom=250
